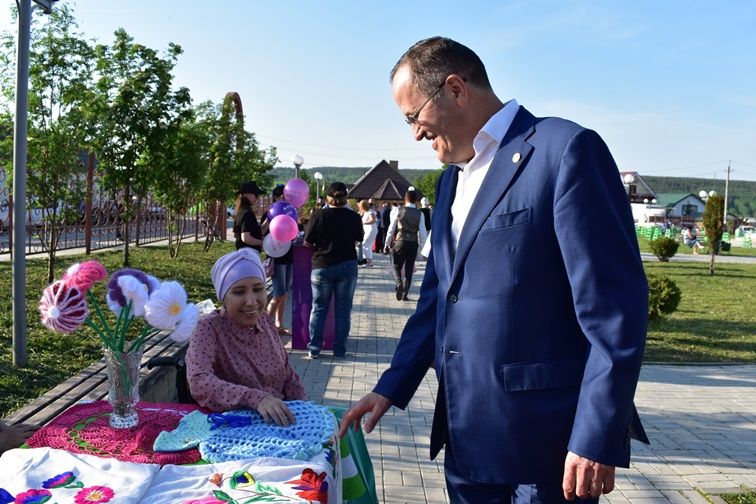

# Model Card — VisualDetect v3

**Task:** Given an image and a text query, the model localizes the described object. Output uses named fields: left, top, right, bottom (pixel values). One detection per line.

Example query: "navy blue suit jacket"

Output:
left=374, top=106, right=649, bottom=484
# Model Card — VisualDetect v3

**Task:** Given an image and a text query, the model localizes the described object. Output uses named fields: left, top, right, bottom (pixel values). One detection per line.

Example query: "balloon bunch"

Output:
left=263, top=178, right=309, bottom=258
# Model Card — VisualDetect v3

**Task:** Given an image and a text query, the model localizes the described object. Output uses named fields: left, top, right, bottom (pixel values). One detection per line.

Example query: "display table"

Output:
left=11, top=401, right=346, bottom=504
left=291, top=244, right=336, bottom=350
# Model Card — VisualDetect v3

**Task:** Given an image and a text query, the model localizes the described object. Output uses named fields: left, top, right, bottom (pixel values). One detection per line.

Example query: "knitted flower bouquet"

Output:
left=39, top=261, right=199, bottom=428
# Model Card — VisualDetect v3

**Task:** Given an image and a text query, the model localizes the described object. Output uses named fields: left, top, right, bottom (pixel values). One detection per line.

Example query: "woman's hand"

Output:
left=257, top=396, right=296, bottom=427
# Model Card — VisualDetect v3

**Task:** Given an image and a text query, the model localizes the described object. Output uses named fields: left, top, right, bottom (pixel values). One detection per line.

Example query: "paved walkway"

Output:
left=287, top=253, right=756, bottom=503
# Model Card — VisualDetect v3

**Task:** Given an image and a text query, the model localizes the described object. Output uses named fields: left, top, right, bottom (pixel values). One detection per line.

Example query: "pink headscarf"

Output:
left=210, top=248, right=265, bottom=302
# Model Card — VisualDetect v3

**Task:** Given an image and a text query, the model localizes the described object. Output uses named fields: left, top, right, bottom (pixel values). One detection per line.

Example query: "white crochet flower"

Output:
left=144, top=281, right=188, bottom=330
left=171, top=303, right=199, bottom=344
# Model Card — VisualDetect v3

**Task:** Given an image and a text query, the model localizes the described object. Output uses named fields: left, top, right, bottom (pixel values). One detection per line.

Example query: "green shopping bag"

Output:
left=329, top=406, right=378, bottom=504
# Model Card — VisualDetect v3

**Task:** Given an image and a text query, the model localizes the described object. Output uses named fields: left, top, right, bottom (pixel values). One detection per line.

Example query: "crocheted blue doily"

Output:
left=154, top=401, right=337, bottom=463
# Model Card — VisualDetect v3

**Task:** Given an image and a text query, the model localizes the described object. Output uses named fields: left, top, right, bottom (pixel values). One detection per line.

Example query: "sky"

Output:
left=2, top=0, right=756, bottom=181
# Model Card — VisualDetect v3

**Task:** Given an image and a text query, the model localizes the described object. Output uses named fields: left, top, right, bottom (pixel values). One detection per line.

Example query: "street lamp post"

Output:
left=313, top=171, right=323, bottom=203
left=622, top=173, right=636, bottom=203
left=699, top=190, right=716, bottom=203
left=291, top=154, right=304, bottom=179
left=12, top=0, right=56, bottom=367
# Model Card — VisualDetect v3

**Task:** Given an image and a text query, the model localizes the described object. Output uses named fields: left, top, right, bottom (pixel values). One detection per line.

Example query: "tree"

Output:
left=413, top=167, right=445, bottom=205
left=148, top=110, right=210, bottom=258
left=88, top=28, right=190, bottom=266
left=0, top=5, right=94, bottom=281
left=702, top=193, right=725, bottom=275
left=200, top=94, right=276, bottom=251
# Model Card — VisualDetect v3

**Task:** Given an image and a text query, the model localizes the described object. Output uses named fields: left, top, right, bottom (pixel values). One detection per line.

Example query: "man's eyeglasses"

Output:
left=404, top=81, right=446, bottom=126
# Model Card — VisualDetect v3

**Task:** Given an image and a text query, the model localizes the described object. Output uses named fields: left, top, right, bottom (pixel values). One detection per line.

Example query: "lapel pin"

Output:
left=512, top=152, right=521, bottom=163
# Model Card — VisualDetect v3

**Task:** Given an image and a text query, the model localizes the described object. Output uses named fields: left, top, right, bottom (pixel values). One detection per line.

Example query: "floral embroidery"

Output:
left=285, top=468, right=328, bottom=503
left=74, top=486, right=115, bottom=503
left=0, top=488, right=14, bottom=504
left=208, top=472, right=224, bottom=487
left=42, top=471, right=84, bottom=489
left=182, top=497, right=225, bottom=504
left=12, top=488, right=52, bottom=504
left=228, top=471, right=255, bottom=489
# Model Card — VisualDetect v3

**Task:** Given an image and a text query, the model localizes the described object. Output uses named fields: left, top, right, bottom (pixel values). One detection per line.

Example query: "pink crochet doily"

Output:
left=27, top=401, right=205, bottom=465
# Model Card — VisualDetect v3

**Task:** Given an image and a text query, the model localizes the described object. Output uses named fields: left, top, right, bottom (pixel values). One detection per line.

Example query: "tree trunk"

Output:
left=45, top=210, right=61, bottom=283
left=709, top=250, right=716, bottom=275
left=174, top=211, right=186, bottom=258
left=123, top=188, right=130, bottom=267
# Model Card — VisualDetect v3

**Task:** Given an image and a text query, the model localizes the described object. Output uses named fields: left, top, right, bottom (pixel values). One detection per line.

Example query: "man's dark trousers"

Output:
left=392, top=241, right=418, bottom=298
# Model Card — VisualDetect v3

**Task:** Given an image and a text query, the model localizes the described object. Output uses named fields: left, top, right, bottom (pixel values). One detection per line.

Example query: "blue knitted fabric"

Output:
left=199, top=401, right=337, bottom=463
left=153, top=410, right=213, bottom=452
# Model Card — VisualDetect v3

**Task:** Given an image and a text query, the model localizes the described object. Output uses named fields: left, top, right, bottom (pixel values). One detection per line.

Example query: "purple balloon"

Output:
left=269, top=215, right=299, bottom=242
left=268, top=201, right=298, bottom=222
left=283, top=178, right=309, bottom=208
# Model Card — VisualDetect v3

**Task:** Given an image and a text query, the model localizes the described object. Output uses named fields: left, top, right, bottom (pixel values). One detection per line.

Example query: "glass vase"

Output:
left=103, top=347, right=143, bottom=429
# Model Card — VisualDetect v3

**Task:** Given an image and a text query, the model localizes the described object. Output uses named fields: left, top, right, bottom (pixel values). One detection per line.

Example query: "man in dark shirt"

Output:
left=379, top=202, right=393, bottom=254
left=303, top=182, right=364, bottom=359
left=234, top=181, right=263, bottom=252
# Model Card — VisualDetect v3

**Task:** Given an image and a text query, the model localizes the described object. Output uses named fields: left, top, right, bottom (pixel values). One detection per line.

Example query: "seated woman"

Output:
left=186, top=248, right=307, bottom=427
left=683, top=225, right=704, bottom=254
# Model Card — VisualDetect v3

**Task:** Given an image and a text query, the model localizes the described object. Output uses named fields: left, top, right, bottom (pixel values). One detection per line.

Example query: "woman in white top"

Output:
left=358, top=200, right=378, bottom=267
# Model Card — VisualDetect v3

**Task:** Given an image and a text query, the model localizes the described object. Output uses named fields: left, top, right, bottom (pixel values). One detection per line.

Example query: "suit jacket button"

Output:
left=448, top=294, right=458, bottom=303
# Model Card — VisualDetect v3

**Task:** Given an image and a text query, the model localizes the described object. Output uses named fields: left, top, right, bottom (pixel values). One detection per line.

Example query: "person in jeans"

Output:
left=385, top=189, right=427, bottom=301
left=303, top=182, right=364, bottom=359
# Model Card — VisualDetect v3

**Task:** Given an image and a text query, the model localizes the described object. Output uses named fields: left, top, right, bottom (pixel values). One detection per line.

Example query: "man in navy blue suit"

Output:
left=339, top=37, right=649, bottom=503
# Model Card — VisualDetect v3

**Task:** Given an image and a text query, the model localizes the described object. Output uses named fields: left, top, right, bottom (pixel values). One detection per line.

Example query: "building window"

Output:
left=682, top=204, right=697, bottom=216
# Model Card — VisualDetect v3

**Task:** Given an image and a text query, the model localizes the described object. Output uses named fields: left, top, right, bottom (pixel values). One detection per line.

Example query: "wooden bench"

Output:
left=4, top=333, right=186, bottom=427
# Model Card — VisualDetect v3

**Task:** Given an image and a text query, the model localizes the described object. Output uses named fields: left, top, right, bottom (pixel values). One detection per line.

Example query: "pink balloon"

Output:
left=284, top=178, right=309, bottom=208
left=269, top=215, right=299, bottom=242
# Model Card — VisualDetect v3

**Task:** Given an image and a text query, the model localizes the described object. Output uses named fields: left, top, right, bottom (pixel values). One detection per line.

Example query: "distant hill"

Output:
left=270, top=168, right=756, bottom=218
left=270, top=166, right=434, bottom=187
left=643, top=176, right=756, bottom=218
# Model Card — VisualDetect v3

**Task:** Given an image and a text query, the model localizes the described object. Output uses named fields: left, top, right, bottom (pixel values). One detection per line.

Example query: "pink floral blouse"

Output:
left=185, top=309, right=307, bottom=411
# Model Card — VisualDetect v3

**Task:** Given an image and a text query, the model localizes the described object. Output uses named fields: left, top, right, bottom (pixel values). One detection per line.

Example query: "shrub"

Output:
left=649, top=236, right=679, bottom=262
left=647, top=274, right=682, bottom=321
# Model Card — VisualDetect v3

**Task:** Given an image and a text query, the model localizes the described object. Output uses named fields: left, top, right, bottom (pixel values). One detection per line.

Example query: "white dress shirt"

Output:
left=450, top=99, right=519, bottom=251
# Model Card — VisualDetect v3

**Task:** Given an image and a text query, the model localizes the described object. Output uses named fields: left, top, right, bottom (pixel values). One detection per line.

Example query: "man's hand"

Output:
left=0, top=421, right=38, bottom=453
left=337, top=392, right=392, bottom=438
left=257, top=396, right=296, bottom=427
left=562, top=451, right=615, bottom=500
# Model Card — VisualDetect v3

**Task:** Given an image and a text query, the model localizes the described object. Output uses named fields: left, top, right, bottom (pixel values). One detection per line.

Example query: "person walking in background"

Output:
left=233, top=181, right=263, bottom=253
left=420, top=196, right=432, bottom=232
left=340, top=36, right=648, bottom=503
left=358, top=199, right=378, bottom=267
left=303, top=182, right=364, bottom=359
left=261, top=185, right=294, bottom=335
left=379, top=202, right=393, bottom=254
left=385, top=189, right=426, bottom=301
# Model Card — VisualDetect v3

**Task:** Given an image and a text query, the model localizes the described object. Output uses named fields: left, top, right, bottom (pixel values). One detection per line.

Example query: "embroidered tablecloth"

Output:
left=0, top=447, right=159, bottom=504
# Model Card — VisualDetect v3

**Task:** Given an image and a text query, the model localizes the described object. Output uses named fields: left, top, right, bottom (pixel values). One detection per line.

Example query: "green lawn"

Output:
left=1, top=240, right=755, bottom=418
left=643, top=261, right=756, bottom=362
left=638, top=236, right=756, bottom=257
left=716, top=488, right=756, bottom=504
